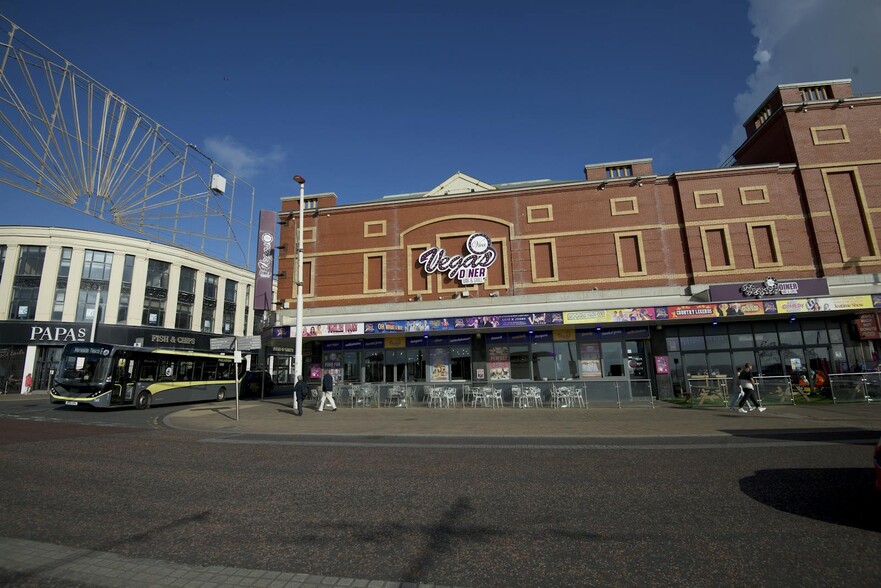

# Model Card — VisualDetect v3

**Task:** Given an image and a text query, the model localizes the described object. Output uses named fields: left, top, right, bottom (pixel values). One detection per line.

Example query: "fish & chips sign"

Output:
left=418, top=233, right=497, bottom=285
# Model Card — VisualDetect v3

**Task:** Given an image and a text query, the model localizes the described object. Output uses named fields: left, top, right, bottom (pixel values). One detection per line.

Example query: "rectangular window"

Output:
left=800, top=85, right=830, bottom=101
left=142, top=259, right=170, bottom=327
left=16, top=245, right=46, bottom=276
left=76, top=288, right=103, bottom=322
left=52, top=247, right=73, bottom=321
left=9, top=246, right=46, bottom=320
left=224, top=279, right=237, bottom=304
left=117, top=255, right=135, bottom=323
left=449, top=346, right=472, bottom=380
left=747, top=222, right=782, bottom=268
left=175, top=300, right=194, bottom=330
left=222, top=280, right=237, bottom=334
left=244, top=284, right=251, bottom=336
left=51, top=289, right=66, bottom=321
left=146, top=259, right=170, bottom=289
left=530, top=240, right=557, bottom=282
left=76, top=249, right=114, bottom=322
left=204, top=273, right=218, bottom=300
left=408, top=246, right=431, bottom=294
left=202, top=274, right=218, bottom=332
left=364, top=253, right=386, bottom=293
left=0, top=245, right=6, bottom=280
left=753, top=103, right=772, bottom=129
left=605, top=165, right=632, bottom=178
left=614, top=232, right=646, bottom=276
left=143, top=298, right=165, bottom=327
left=406, top=349, right=425, bottom=382
left=82, top=250, right=113, bottom=281
left=58, top=247, right=72, bottom=278
left=700, top=225, right=735, bottom=270
left=302, top=261, right=313, bottom=296
left=176, top=266, right=196, bottom=330
left=823, top=168, right=879, bottom=260
left=179, top=266, right=196, bottom=295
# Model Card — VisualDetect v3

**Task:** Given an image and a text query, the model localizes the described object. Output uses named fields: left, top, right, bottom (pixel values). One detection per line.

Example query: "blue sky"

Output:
left=1, top=0, right=880, bottom=267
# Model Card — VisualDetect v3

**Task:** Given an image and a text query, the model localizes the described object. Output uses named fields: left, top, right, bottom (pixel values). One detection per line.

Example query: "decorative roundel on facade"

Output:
left=466, top=232, right=491, bottom=255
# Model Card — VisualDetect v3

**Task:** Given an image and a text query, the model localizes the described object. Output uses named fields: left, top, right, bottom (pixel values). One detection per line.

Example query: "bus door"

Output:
left=110, top=353, right=134, bottom=405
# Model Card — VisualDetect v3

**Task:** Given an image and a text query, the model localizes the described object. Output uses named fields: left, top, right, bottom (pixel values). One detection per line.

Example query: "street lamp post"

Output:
left=293, top=175, right=306, bottom=384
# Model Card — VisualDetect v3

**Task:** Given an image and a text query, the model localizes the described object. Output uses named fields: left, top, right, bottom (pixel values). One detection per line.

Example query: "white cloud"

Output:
left=720, top=0, right=881, bottom=162
left=202, top=135, right=286, bottom=178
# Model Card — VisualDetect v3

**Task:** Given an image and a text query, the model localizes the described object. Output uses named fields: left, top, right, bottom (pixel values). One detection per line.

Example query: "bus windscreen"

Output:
left=57, top=344, right=113, bottom=385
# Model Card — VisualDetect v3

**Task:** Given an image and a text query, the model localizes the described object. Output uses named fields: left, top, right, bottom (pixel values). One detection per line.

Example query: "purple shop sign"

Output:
left=709, top=277, right=828, bottom=301
left=253, top=210, right=276, bottom=311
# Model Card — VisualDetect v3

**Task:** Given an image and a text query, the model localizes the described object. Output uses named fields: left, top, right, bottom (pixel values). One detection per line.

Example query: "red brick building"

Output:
left=270, top=79, right=881, bottom=403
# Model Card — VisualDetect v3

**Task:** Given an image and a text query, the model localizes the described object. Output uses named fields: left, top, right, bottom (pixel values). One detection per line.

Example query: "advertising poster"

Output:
left=579, top=342, right=602, bottom=378
left=856, top=313, right=881, bottom=340
left=429, top=347, right=450, bottom=382
left=776, top=295, right=872, bottom=314
left=488, top=345, right=510, bottom=380
left=302, top=323, right=365, bottom=337
left=666, top=304, right=718, bottom=319
left=563, top=310, right=610, bottom=325
left=253, top=209, right=276, bottom=310
left=553, top=329, right=576, bottom=341
left=322, top=352, right=342, bottom=384
left=607, top=308, right=656, bottom=322
left=655, top=356, right=670, bottom=375
left=714, top=301, right=765, bottom=317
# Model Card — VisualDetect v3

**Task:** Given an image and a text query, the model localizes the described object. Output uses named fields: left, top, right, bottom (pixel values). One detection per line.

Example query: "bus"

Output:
left=50, top=342, right=241, bottom=409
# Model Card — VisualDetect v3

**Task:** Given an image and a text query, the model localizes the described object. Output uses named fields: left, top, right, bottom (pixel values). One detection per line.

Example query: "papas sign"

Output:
left=418, top=233, right=497, bottom=285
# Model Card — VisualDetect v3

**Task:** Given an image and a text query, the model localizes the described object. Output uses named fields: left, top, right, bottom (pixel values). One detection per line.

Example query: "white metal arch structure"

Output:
left=0, top=15, right=256, bottom=268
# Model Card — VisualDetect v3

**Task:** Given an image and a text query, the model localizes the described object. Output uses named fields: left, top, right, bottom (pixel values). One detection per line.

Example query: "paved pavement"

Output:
left=5, top=390, right=881, bottom=438
left=3, top=392, right=880, bottom=588
left=162, top=394, right=881, bottom=439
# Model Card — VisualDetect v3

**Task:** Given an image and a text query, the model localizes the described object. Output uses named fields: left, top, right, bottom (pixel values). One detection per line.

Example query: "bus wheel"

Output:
left=216, top=387, right=227, bottom=402
left=135, top=391, right=150, bottom=410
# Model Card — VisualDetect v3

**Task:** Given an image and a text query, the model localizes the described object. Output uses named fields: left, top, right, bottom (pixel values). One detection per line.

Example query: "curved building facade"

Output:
left=0, top=226, right=257, bottom=393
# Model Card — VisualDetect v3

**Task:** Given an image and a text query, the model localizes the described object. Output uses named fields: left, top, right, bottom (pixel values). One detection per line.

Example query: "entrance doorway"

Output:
left=35, top=346, right=64, bottom=389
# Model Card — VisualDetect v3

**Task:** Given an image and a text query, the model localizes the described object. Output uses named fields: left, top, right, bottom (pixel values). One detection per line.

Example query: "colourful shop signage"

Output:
left=296, top=296, right=874, bottom=340
left=775, top=295, right=872, bottom=313
left=418, top=232, right=497, bottom=285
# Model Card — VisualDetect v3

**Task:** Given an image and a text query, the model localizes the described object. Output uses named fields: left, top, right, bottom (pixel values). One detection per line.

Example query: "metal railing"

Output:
left=828, top=372, right=881, bottom=404
left=681, top=372, right=881, bottom=407
left=317, top=380, right=654, bottom=409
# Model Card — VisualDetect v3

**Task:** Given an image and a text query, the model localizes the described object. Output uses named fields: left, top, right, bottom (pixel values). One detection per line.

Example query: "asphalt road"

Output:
left=0, top=398, right=879, bottom=587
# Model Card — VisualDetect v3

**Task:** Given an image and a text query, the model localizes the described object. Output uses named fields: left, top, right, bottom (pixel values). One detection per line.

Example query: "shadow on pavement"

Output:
left=722, top=427, right=880, bottom=445
left=740, top=467, right=881, bottom=532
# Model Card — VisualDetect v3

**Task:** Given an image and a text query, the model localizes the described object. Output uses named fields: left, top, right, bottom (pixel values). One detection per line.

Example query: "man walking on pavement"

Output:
left=737, top=362, right=766, bottom=413
left=318, top=370, right=337, bottom=412
left=293, top=375, right=305, bottom=416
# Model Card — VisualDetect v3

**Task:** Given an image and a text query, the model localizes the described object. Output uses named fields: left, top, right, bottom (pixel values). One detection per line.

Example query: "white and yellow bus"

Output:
left=50, top=343, right=241, bottom=409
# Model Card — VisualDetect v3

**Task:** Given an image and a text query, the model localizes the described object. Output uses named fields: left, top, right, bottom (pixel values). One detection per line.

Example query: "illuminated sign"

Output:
left=418, top=232, right=497, bottom=285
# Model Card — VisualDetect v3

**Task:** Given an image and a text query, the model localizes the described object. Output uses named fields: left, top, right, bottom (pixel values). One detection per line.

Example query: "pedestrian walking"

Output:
left=293, top=375, right=305, bottom=416
left=729, top=366, right=754, bottom=411
left=318, top=370, right=337, bottom=412
left=24, top=373, right=33, bottom=395
left=737, top=362, right=766, bottom=412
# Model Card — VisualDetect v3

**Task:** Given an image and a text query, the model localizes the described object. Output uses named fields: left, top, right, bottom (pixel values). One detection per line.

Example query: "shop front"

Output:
left=272, top=290, right=881, bottom=404
left=0, top=321, right=226, bottom=393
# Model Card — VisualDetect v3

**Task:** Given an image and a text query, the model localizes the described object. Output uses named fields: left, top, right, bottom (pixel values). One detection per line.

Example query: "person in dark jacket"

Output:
left=293, top=375, right=305, bottom=416
left=737, top=363, right=766, bottom=412
left=318, top=371, right=337, bottom=412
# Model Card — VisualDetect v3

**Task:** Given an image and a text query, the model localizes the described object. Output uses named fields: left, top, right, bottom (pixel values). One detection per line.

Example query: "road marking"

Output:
left=199, top=435, right=877, bottom=450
